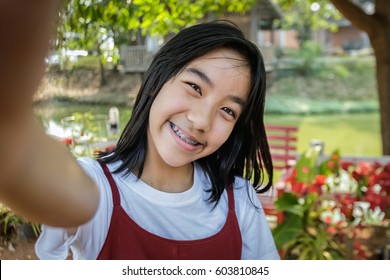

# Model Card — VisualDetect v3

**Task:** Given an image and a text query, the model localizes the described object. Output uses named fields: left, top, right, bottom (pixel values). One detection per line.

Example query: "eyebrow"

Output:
left=229, top=95, right=246, bottom=109
left=185, top=67, right=247, bottom=109
left=185, top=67, right=214, bottom=88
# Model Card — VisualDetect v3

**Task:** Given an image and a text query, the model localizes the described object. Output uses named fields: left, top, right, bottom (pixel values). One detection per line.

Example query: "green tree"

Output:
left=57, top=0, right=133, bottom=84
left=277, top=0, right=390, bottom=155
left=274, top=0, right=341, bottom=47
left=56, top=0, right=255, bottom=84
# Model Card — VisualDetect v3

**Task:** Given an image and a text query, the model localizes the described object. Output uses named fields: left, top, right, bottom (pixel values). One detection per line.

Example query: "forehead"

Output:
left=182, top=48, right=251, bottom=96
left=187, top=48, right=249, bottom=72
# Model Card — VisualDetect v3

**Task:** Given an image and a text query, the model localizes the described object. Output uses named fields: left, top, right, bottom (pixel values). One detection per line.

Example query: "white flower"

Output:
left=372, top=184, right=382, bottom=194
left=320, top=207, right=345, bottom=224
left=325, top=169, right=358, bottom=193
left=352, top=202, right=385, bottom=226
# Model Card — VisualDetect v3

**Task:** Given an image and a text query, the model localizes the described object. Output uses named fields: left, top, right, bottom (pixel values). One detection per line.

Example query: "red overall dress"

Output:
left=97, top=161, right=242, bottom=260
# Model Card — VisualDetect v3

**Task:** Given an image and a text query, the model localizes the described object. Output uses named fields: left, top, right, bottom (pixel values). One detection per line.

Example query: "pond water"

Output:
left=34, top=103, right=133, bottom=157
left=34, top=102, right=382, bottom=156
left=35, top=102, right=133, bottom=125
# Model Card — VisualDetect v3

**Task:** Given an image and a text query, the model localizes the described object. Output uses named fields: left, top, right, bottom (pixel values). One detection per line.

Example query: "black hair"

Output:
left=99, top=20, right=273, bottom=204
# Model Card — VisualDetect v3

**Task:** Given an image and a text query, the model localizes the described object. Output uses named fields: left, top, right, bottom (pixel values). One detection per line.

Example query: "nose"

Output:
left=186, top=105, right=212, bottom=133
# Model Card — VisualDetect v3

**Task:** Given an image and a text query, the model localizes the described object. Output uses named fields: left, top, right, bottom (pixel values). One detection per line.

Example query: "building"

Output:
left=120, top=0, right=283, bottom=73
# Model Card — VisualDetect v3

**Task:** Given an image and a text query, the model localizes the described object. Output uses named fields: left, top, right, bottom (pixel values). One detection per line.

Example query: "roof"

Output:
left=257, top=0, right=283, bottom=21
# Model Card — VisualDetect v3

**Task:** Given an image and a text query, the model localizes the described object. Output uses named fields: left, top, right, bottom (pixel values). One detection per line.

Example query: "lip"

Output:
left=169, top=122, right=203, bottom=151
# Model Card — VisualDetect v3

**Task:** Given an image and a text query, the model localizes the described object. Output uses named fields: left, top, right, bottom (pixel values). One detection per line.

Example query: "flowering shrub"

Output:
left=272, top=147, right=390, bottom=259
left=60, top=113, right=103, bottom=157
left=48, top=112, right=116, bottom=157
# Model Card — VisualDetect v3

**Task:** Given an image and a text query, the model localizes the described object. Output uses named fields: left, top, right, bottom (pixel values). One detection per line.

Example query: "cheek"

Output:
left=208, top=124, right=234, bottom=151
left=152, top=85, right=189, bottom=115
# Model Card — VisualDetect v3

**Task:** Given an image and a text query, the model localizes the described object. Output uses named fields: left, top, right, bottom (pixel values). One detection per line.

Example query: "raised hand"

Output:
left=0, top=1, right=99, bottom=227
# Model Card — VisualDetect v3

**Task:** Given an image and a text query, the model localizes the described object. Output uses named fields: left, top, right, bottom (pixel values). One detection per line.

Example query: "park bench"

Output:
left=258, top=124, right=299, bottom=227
left=265, top=124, right=298, bottom=171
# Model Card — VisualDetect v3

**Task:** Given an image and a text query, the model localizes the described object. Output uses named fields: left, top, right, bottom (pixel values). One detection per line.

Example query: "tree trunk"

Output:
left=330, top=0, right=390, bottom=155
left=96, top=46, right=107, bottom=86
left=371, top=28, right=390, bottom=155
left=370, top=0, right=390, bottom=155
left=99, top=59, right=107, bottom=86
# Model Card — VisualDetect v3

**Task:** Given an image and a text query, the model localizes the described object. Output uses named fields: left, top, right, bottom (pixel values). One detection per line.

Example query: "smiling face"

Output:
left=146, top=48, right=250, bottom=173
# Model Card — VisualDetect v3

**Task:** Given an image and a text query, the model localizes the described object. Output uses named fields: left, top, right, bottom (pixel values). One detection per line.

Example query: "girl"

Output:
left=36, top=21, right=279, bottom=260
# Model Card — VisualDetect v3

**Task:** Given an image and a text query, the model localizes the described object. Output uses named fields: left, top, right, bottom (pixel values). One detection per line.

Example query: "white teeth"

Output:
left=170, top=122, right=199, bottom=146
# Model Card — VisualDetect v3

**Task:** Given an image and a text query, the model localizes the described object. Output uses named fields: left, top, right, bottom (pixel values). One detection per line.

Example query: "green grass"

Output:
left=265, top=112, right=381, bottom=183
left=73, top=56, right=101, bottom=69
left=265, top=112, right=381, bottom=156
left=266, top=55, right=378, bottom=115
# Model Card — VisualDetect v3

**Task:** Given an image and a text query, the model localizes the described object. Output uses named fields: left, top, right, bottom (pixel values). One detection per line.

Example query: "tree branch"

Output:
left=376, top=0, right=390, bottom=21
left=329, top=0, right=377, bottom=35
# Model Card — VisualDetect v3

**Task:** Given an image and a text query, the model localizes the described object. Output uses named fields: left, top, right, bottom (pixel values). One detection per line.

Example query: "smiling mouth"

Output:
left=170, top=122, right=200, bottom=146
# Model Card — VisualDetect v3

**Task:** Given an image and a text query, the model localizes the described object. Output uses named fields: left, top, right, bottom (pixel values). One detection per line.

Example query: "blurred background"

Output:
left=2, top=0, right=390, bottom=260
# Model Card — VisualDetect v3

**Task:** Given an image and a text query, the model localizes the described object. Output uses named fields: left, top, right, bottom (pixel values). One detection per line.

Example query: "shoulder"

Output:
left=76, top=157, right=123, bottom=186
left=76, top=157, right=102, bottom=178
left=75, top=157, right=115, bottom=215
left=232, top=176, right=280, bottom=260
left=193, top=164, right=261, bottom=210
left=232, top=176, right=262, bottom=211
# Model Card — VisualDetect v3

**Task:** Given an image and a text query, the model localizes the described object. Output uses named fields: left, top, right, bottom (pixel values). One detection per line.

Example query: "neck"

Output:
left=140, top=161, right=194, bottom=193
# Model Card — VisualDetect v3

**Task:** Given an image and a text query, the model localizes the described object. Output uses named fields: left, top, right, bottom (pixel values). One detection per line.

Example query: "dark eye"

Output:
left=187, top=83, right=202, bottom=95
left=221, top=107, right=236, bottom=118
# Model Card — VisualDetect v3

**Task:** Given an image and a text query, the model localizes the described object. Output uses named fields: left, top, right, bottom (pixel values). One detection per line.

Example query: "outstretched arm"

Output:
left=0, top=0, right=99, bottom=227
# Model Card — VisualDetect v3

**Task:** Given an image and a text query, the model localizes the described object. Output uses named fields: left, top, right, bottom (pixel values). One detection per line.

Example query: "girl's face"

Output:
left=147, top=48, right=250, bottom=170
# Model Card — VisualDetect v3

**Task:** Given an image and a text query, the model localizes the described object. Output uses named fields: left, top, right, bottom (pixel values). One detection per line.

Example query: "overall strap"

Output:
left=98, top=160, right=121, bottom=206
left=227, top=182, right=235, bottom=211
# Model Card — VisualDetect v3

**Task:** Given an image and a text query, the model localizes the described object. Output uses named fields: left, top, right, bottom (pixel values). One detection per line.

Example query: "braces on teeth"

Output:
left=170, top=123, right=198, bottom=145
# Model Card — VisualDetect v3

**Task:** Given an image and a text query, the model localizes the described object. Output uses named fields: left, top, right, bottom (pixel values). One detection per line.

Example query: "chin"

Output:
left=159, top=154, right=197, bottom=169
left=165, top=161, right=193, bottom=169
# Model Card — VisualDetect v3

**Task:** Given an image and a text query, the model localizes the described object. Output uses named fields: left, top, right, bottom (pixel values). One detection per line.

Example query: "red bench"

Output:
left=265, top=124, right=298, bottom=171
left=258, top=125, right=298, bottom=227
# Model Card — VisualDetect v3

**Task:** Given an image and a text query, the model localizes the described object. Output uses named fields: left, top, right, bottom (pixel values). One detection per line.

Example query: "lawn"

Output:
left=265, top=112, right=382, bottom=183
left=265, top=112, right=381, bottom=156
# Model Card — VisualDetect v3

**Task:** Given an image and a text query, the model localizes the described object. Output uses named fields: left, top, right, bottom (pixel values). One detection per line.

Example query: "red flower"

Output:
left=62, top=137, right=73, bottom=146
left=331, top=153, right=340, bottom=161
left=302, top=166, right=310, bottom=174
left=353, top=242, right=368, bottom=260
left=333, top=194, right=356, bottom=220
left=368, top=173, right=380, bottom=187
left=324, top=216, right=332, bottom=224
left=355, top=161, right=372, bottom=176
left=372, top=161, right=382, bottom=170
left=284, top=168, right=297, bottom=184
left=314, top=175, right=326, bottom=185
left=307, top=182, right=322, bottom=195
left=340, top=204, right=354, bottom=219
left=340, top=161, right=354, bottom=171
left=336, top=220, right=344, bottom=227
left=291, top=182, right=307, bottom=196
left=327, top=226, right=336, bottom=234
left=365, top=190, right=389, bottom=211
left=375, top=169, right=390, bottom=193
left=383, top=162, right=390, bottom=173
left=351, top=170, right=366, bottom=183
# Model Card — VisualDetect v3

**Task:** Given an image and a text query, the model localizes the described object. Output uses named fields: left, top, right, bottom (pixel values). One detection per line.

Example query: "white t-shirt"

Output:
left=35, top=158, right=280, bottom=260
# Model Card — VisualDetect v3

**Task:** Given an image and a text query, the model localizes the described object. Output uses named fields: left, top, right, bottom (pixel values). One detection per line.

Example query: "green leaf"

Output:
left=272, top=214, right=304, bottom=249
left=275, top=192, right=308, bottom=216
left=295, top=146, right=321, bottom=183
left=274, top=192, right=299, bottom=210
